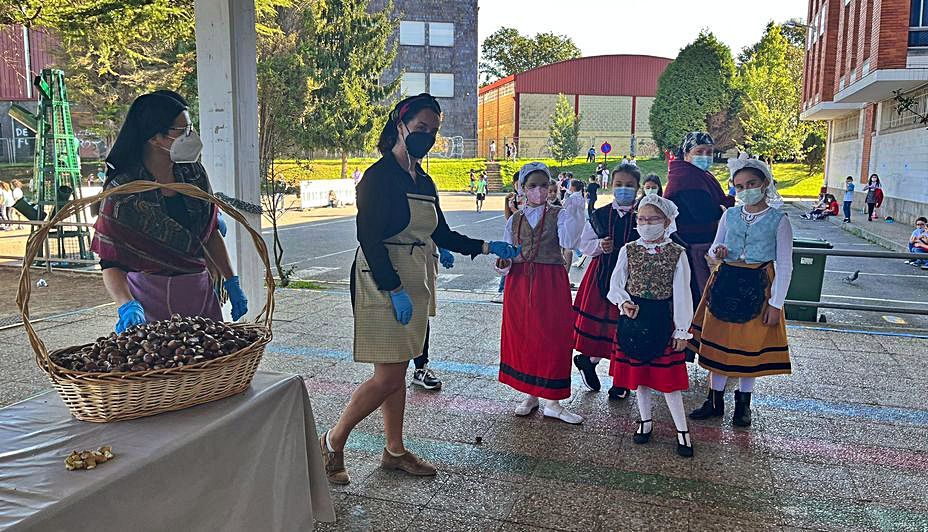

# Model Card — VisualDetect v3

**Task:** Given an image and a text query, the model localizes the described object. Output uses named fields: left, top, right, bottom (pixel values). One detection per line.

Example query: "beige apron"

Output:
left=426, top=241, right=439, bottom=317
left=353, top=192, right=438, bottom=363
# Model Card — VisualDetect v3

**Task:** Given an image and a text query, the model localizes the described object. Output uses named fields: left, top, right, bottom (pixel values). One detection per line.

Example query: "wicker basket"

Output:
left=16, top=181, right=276, bottom=423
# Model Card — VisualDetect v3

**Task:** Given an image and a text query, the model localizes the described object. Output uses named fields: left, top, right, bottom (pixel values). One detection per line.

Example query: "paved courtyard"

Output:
left=2, top=286, right=927, bottom=531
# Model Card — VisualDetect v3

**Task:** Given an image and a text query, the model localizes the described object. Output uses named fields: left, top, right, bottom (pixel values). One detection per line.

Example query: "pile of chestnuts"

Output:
left=51, top=315, right=261, bottom=373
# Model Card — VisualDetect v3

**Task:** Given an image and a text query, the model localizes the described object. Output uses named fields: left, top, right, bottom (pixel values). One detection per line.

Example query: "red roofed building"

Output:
left=477, top=54, right=672, bottom=159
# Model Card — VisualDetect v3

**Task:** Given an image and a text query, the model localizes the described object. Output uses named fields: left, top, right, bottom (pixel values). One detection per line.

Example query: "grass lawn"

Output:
left=274, top=157, right=823, bottom=198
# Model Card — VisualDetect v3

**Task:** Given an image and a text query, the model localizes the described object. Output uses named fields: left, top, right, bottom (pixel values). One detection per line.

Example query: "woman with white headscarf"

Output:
left=607, top=195, right=695, bottom=458
left=688, top=154, right=793, bottom=429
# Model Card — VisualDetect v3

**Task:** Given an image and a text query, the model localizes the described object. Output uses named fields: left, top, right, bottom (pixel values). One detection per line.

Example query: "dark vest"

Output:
left=590, top=204, right=638, bottom=299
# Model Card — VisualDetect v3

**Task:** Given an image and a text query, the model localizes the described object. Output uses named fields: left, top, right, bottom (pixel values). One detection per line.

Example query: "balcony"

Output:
left=800, top=100, right=865, bottom=121
left=833, top=67, right=928, bottom=104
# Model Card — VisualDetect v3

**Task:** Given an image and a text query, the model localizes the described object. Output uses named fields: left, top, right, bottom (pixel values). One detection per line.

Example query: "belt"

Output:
left=384, top=240, right=427, bottom=255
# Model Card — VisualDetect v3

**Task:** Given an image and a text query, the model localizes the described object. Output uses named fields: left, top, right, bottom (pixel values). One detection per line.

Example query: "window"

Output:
left=911, top=0, right=928, bottom=27
left=429, top=23, right=454, bottom=47
left=399, top=21, right=425, bottom=46
left=820, top=4, right=827, bottom=36
left=882, top=87, right=928, bottom=131
left=832, top=112, right=860, bottom=142
left=429, top=73, right=454, bottom=98
left=400, top=72, right=426, bottom=96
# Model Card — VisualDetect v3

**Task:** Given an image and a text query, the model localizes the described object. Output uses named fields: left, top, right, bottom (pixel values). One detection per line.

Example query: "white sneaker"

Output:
left=491, top=292, right=504, bottom=303
left=543, top=402, right=584, bottom=424
left=514, top=396, right=539, bottom=416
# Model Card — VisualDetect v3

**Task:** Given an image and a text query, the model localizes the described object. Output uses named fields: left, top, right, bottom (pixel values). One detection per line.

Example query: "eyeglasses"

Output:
left=168, top=124, right=193, bottom=136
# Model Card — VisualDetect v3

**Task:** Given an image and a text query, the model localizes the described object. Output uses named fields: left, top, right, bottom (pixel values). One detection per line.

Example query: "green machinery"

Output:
left=9, top=68, right=93, bottom=265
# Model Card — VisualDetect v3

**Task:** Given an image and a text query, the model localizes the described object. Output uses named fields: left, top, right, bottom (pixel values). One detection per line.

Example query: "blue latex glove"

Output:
left=216, top=212, right=228, bottom=237
left=438, top=248, right=454, bottom=269
left=116, top=300, right=146, bottom=334
left=224, top=275, right=248, bottom=321
left=487, top=241, right=520, bottom=260
left=389, top=289, right=413, bottom=325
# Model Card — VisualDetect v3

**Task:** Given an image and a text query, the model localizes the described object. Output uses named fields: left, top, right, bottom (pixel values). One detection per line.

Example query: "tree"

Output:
left=802, top=127, right=826, bottom=174
left=480, top=27, right=582, bottom=83
left=738, top=23, right=811, bottom=161
left=548, top=93, right=580, bottom=168
left=649, top=31, right=736, bottom=153
left=257, top=0, right=315, bottom=287
left=302, top=0, right=397, bottom=179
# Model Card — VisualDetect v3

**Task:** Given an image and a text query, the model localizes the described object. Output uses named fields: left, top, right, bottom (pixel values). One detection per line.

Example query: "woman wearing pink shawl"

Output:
left=664, top=132, right=735, bottom=306
left=92, top=91, right=248, bottom=333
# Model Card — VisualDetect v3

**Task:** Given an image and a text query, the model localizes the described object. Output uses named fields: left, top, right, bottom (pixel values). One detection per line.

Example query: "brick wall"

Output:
left=871, top=0, right=909, bottom=70
left=577, top=95, right=632, bottom=132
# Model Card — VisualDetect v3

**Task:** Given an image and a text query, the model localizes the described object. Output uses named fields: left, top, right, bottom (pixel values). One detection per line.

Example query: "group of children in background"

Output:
left=494, top=153, right=793, bottom=458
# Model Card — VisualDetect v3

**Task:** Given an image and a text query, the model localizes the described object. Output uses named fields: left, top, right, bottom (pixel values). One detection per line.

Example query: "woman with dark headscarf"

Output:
left=317, top=94, right=518, bottom=485
left=663, top=132, right=734, bottom=305
left=91, top=90, right=247, bottom=333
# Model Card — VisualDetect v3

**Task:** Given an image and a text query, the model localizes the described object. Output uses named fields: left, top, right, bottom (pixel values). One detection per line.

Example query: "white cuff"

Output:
left=673, top=329, right=693, bottom=340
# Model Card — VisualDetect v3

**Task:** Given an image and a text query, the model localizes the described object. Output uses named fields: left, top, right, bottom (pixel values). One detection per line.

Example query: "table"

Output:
left=0, top=371, right=335, bottom=531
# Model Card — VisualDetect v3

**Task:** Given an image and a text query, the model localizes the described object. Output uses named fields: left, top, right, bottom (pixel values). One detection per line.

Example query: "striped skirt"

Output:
left=689, top=262, right=791, bottom=377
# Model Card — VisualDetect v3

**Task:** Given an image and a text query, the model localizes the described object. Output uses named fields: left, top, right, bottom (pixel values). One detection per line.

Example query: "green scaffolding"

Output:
left=32, top=68, right=93, bottom=264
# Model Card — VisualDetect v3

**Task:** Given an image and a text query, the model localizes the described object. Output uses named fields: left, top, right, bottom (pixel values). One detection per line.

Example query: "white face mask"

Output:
left=636, top=223, right=666, bottom=242
left=169, top=129, right=203, bottom=163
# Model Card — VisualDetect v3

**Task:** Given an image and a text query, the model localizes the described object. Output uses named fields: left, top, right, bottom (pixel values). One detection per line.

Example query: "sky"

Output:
left=478, top=0, right=810, bottom=60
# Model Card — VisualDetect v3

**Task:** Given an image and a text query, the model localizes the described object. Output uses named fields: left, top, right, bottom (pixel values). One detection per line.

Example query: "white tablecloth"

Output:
left=0, top=371, right=335, bottom=531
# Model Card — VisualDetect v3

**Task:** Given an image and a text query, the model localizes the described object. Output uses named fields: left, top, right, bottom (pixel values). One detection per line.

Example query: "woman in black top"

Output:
left=319, top=94, right=518, bottom=484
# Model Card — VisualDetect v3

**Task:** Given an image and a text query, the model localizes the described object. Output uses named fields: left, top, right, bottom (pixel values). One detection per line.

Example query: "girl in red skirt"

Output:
left=572, top=164, right=641, bottom=397
left=496, top=162, right=586, bottom=424
left=607, top=195, right=695, bottom=457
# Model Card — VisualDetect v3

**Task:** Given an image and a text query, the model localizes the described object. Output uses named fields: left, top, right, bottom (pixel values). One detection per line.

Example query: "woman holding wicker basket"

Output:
left=91, top=90, right=248, bottom=333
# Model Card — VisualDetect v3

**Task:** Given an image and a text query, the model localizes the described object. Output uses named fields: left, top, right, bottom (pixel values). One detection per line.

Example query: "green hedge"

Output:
left=272, top=156, right=823, bottom=197
left=275, top=158, right=489, bottom=191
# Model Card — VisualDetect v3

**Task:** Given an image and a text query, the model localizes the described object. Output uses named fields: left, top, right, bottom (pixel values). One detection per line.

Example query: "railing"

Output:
left=0, top=219, right=97, bottom=274
left=785, top=247, right=928, bottom=318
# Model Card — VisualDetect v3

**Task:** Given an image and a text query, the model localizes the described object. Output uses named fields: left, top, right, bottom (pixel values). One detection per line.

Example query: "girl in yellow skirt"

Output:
left=688, top=154, right=793, bottom=427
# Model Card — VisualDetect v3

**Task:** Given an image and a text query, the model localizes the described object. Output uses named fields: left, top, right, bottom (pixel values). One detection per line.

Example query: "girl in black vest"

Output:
left=571, top=164, right=641, bottom=398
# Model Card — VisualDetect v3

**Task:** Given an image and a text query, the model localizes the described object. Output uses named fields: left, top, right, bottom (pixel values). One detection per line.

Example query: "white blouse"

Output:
left=577, top=202, right=633, bottom=257
left=708, top=209, right=794, bottom=309
left=607, top=238, right=694, bottom=340
left=503, top=192, right=586, bottom=249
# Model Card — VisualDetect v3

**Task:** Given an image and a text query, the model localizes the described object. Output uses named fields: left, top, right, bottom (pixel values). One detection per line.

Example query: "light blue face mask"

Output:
left=736, top=187, right=765, bottom=206
left=691, top=155, right=713, bottom=171
left=613, top=186, right=637, bottom=205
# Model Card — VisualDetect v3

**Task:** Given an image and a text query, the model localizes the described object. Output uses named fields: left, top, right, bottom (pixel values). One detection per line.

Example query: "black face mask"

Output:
left=403, top=128, right=436, bottom=159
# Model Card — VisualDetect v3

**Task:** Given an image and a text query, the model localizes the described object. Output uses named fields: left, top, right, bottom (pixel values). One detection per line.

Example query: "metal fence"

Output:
left=785, top=247, right=928, bottom=318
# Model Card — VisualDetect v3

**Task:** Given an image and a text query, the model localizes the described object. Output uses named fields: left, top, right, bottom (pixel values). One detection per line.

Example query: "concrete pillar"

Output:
left=194, top=0, right=264, bottom=321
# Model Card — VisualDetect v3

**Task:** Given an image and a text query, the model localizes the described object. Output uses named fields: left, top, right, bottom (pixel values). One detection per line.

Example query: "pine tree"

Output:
left=548, top=93, right=581, bottom=168
left=303, top=0, right=398, bottom=178
left=649, top=31, right=736, bottom=153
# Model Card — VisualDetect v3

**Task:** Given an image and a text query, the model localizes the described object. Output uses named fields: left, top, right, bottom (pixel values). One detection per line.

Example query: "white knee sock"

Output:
left=710, top=372, right=728, bottom=391
left=636, top=385, right=653, bottom=421
left=664, top=391, right=688, bottom=432
left=738, top=377, right=756, bottom=393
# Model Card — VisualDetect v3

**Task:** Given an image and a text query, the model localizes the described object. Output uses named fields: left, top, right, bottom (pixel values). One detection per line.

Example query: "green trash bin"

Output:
left=785, top=238, right=833, bottom=321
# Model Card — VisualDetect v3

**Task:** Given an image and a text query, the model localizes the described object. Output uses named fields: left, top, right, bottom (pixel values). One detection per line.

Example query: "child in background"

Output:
left=496, top=162, right=586, bottom=423
left=572, top=164, right=641, bottom=398
left=608, top=195, right=694, bottom=457
left=476, top=173, right=488, bottom=213
left=906, top=216, right=928, bottom=267
left=842, top=176, right=855, bottom=223
left=641, top=174, right=663, bottom=198
left=864, top=174, right=882, bottom=221
left=495, top=172, right=523, bottom=304
left=569, top=179, right=588, bottom=267
left=689, top=155, right=793, bottom=428
left=547, top=181, right=562, bottom=207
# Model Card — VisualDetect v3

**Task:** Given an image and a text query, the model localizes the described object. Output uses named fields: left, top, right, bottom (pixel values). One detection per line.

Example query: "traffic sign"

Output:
left=600, top=142, right=612, bottom=154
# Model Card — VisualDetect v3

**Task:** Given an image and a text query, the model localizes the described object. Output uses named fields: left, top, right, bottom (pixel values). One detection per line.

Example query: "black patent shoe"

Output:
left=608, top=386, right=629, bottom=401
left=676, top=430, right=694, bottom=457
left=689, top=389, right=725, bottom=420
left=633, top=419, right=653, bottom=444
